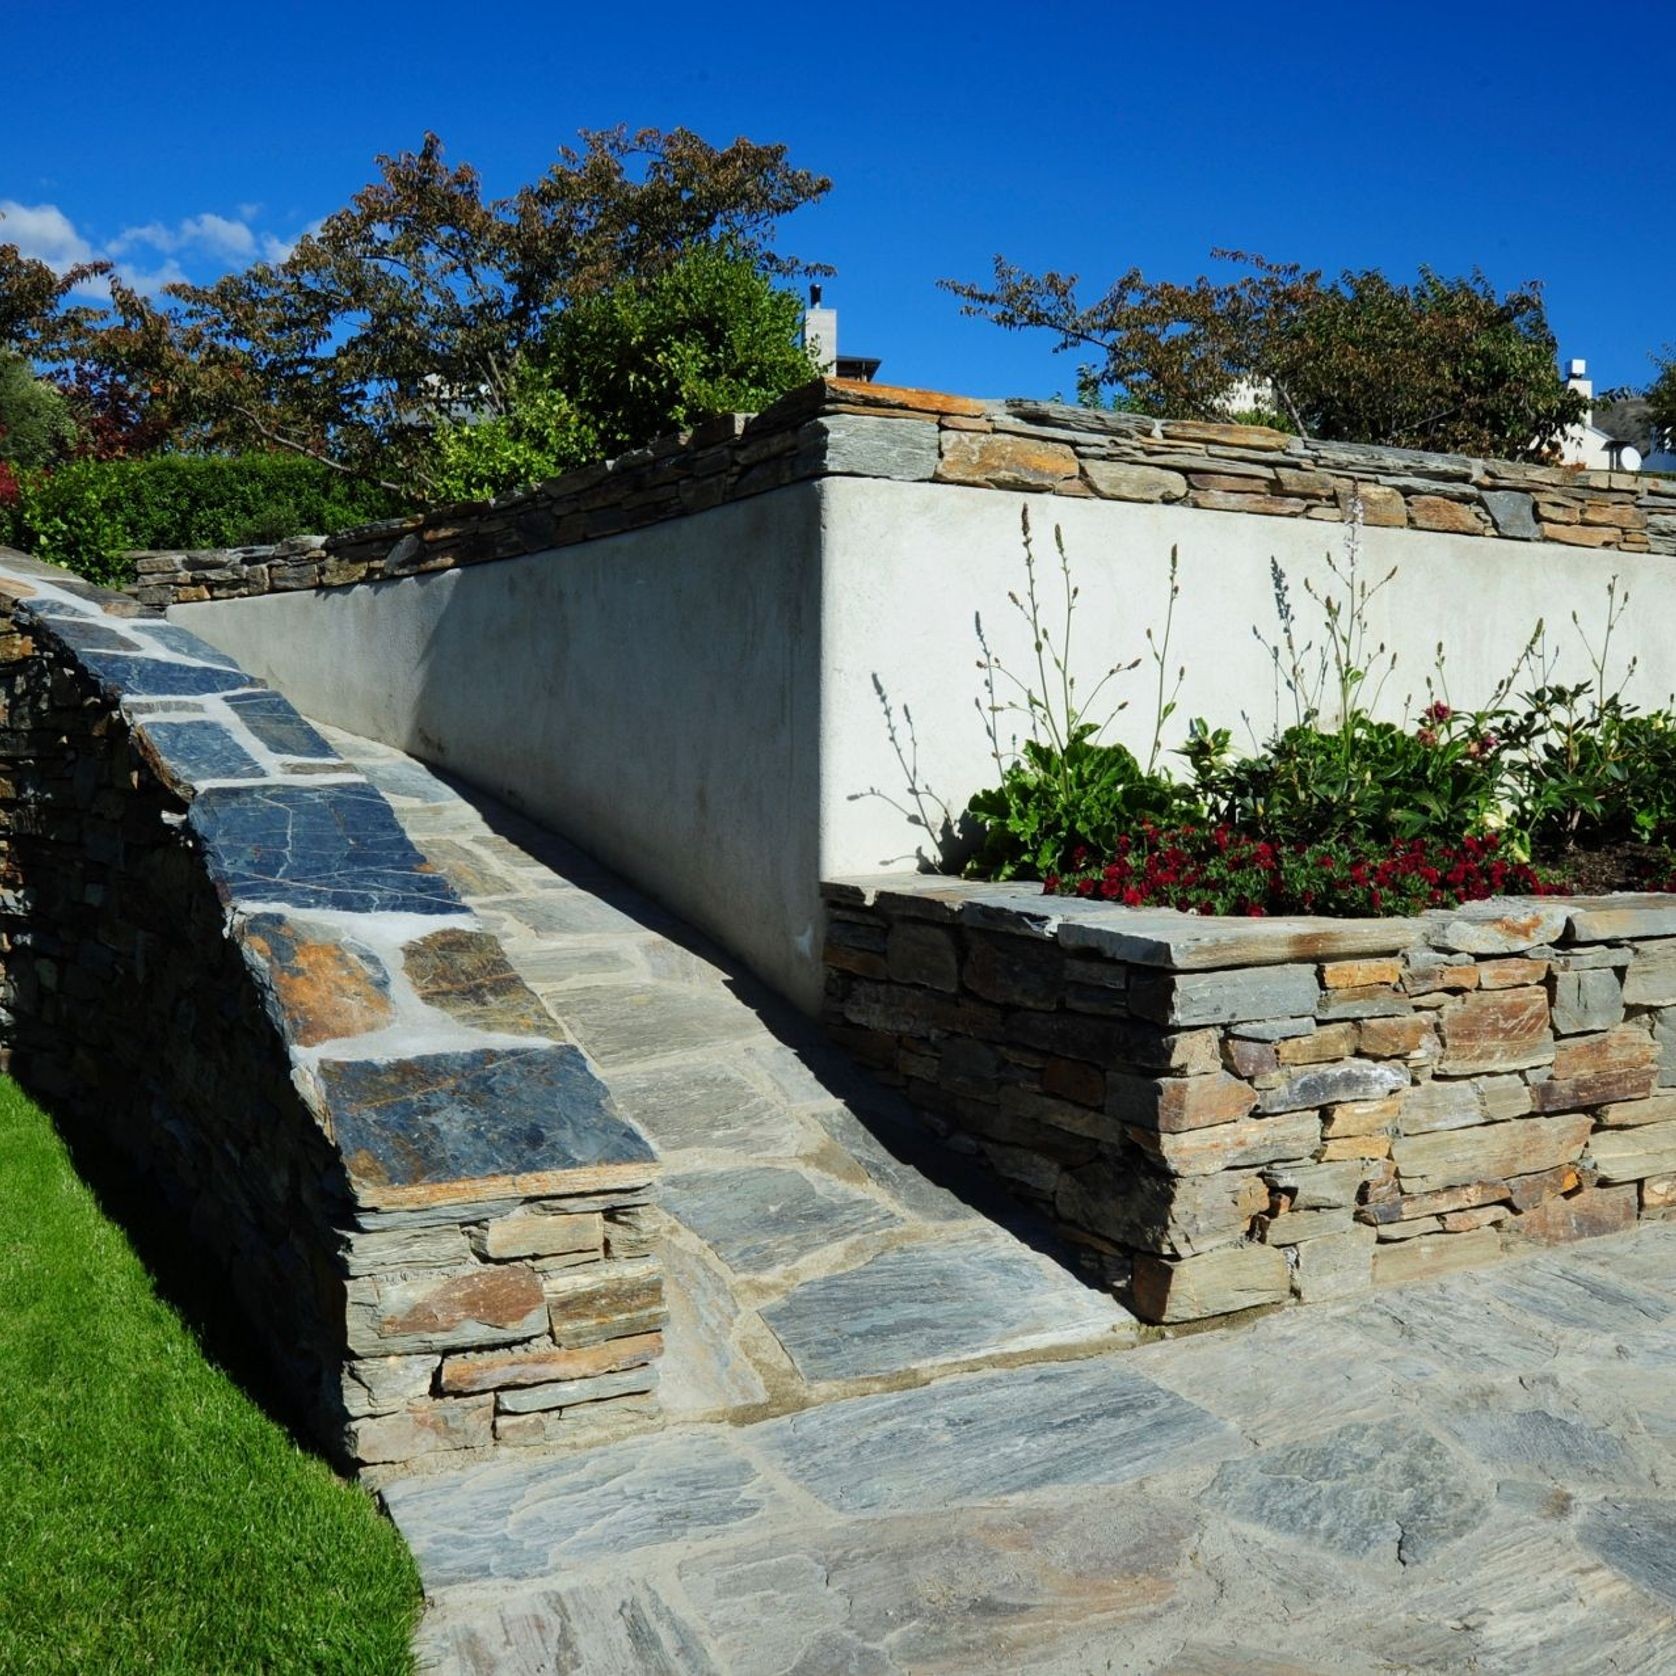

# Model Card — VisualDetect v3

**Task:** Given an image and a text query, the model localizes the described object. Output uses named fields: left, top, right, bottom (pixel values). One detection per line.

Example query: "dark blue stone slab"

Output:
left=225, top=691, right=336, bottom=759
left=321, top=1044, right=655, bottom=1195
left=69, top=648, right=251, bottom=699
left=140, top=720, right=266, bottom=787
left=34, top=615, right=145, bottom=655
left=21, top=597, right=104, bottom=620
left=189, top=781, right=462, bottom=915
left=131, top=622, right=245, bottom=669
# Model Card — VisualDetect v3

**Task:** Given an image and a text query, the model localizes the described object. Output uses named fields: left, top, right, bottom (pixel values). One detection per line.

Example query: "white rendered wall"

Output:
left=175, top=475, right=1676, bottom=1011
left=817, top=477, right=1676, bottom=890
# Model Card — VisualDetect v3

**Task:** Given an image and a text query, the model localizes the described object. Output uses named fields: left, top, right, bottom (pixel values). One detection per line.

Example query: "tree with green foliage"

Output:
left=1647, top=350, right=1676, bottom=456
left=0, top=357, right=77, bottom=471
left=942, top=250, right=1586, bottom=461
left=429, top=240, right=817, bottom=500
left=78, top=128, right=830, bottom=498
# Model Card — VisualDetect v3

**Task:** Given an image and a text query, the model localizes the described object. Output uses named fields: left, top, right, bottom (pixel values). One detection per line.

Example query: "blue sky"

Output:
left=6, top=0, right=1669, bottom=398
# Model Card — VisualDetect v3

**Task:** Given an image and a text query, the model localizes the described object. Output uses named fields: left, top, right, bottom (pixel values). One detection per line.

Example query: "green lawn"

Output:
left=0, top=1077, right=422, bottom=1674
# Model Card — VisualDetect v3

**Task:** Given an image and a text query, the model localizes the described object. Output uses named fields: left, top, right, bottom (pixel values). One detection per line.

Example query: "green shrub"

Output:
left=1186, top=707, right=1510, bottom=846
left=966, top=729, right=1193, bottom=880
left=428, top=241, right=818, bottom=502
left=2, top=454, right=407, bottom=587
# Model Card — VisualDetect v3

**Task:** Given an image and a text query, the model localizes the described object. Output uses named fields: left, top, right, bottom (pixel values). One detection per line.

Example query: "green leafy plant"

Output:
left=1501, top=580, right=1676, bottom=850
left=961, top=508, right=1194, bottom=880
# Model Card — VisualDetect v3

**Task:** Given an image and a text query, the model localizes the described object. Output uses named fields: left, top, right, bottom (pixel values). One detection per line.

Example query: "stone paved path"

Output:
left=330, top=731, right=1676, bottom=1674
left=326, top=727, right=1135, bottom=1426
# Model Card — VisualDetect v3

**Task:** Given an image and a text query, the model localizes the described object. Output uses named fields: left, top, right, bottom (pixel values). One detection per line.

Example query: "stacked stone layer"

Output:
left=823, top=877, right=1676, bottom=1325
left=0, top=548, right=662, bottom=1465
left=127, top=380, right=1676, bottom=609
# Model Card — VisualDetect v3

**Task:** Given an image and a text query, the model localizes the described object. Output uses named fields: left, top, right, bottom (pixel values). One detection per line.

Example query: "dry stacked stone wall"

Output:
left=128, top=380, right=1676, bottom=609
left=0, top=548, right=662, bottom=1467
left=823, top=876, right=1676, bottom=1326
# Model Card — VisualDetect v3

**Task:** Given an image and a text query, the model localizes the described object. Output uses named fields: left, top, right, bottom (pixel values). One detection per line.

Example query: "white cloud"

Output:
left=110, top=211, right=257, bottom=261
left=0, top=199, right=97, bottom=271
left=181, top=213, right=256, bottom=259
left=3, top=198, right=313, bottom=298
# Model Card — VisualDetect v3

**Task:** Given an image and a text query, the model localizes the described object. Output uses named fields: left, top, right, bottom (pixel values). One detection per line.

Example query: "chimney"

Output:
left=803, top=284, right=838, bottom=377
left=1566, top=356, right=1594, bottom=428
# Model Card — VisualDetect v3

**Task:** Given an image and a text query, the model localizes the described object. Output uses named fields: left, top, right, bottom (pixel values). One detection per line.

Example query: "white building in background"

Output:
left=1556, top=358, right=1676, bottom=473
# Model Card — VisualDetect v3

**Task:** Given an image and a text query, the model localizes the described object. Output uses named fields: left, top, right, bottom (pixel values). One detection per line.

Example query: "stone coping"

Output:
left=128, top=379, right=1676, bottom=609
left=824, top=874, right=1676, bottom=969
left=0, top=547, right=656, bottom=1210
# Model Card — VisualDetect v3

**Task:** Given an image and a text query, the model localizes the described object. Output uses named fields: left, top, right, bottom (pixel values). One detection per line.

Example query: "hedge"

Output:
left=0, top=454, right=408, bottom=588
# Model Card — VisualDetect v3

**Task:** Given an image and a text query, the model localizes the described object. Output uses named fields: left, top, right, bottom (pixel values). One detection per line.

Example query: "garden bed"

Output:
left=823, top=876, right=1676, bottom=1326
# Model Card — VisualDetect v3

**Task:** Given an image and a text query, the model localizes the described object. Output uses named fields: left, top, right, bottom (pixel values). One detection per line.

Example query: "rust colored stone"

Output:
left=1509, top=1184, right=1637, bottom=1245
left=826, top=378, right=988, bottom=417
left=1507, top=1162, right=1584, bottom=1211
left=1477, top=958, right=1551, bottom=990
left=1552, top=1026, right=1659, bottom=1082
left=241, top=919, right=395, bottom=1048
left=1407, top=496, right=1485, bottom=534
left=1336, top=482, right=1406, bottom=526
left=935, top=432, right=1079, bottom=491
left=382, top=1265, right=547, bottom=1339
left=1165, top=419, right=1292, bottom=450
left=1276, top=1022, right=1359, bottom=1065
left=1323, top=1096, right=1402, bottom=1139
left=1542, top=523, right=1618, bottom=547
left=1358, top=1015, right=1437, bottom=1059
left=1437, top=987, right=1552, bottom=1074
left=1107, top=1070, right=1257, bottom=1133
left=1320, top=1135, right=1392, bottom=1161
left=1322, top=958, right=1404, bottom=989
left=439, top=1330, right=662, bottom=1395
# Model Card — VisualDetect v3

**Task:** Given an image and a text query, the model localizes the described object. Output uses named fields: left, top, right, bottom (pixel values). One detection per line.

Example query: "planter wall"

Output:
left=823, top=876, right=1676, bottom=1325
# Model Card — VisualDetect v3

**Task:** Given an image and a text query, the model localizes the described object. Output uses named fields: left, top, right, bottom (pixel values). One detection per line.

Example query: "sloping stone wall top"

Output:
left=0, top=546, right=663, bottom=1465
left=130, top=379, right=1676, bottom=609
left=0, top=547, right=654, bottom=1208
left=824, top=874, right=1676, bottom=969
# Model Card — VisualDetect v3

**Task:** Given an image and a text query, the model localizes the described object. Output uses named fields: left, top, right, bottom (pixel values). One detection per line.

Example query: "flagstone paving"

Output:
left=327, top=731, right=1676, bottom=1674
left=325, top=727, right=1138, bottom=1425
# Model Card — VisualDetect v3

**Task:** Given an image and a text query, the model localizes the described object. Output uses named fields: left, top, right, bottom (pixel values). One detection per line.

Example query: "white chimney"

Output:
left=803, top=284, right=838, bottom=376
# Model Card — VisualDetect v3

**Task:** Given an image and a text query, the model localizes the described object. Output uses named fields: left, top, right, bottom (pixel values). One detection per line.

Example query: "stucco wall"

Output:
left=173, top=475, right=1676, bottom=1012
left=817, top=478, right=1676, bottom=887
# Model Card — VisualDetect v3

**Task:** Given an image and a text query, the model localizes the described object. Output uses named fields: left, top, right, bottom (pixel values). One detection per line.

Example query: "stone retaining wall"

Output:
left=0, top=548, right=662, bottom=1466
left=128, top=379, right=1676, bottom=609
left=823, top=876, right=1676, bottom=1325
